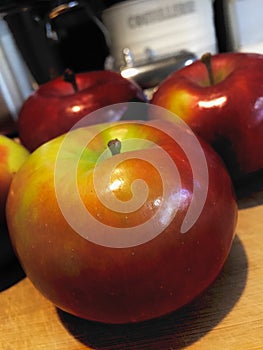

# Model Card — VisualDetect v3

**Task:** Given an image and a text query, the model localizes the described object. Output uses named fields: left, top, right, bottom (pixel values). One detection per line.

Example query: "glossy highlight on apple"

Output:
left=54, top=103, right=209, bottom=248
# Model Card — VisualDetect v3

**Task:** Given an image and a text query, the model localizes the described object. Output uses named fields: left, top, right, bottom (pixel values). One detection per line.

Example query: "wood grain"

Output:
left=0, top=189, right=262, bottom=350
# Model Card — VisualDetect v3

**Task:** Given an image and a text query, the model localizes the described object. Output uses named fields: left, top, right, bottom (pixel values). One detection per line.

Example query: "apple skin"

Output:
left=6, top=120, right=237, bottom=324
left=151, top=52, right=263, bottom=181
left=0, top=135, right=29, bottom=225
left=0, top=135, right=29, bottom=267
left=18, top=70, right=147, bottom=152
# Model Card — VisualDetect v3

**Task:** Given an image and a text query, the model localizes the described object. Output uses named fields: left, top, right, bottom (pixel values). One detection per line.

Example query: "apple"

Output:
left=0, top=135, right=29, bottom=268
left=151, top=52, right=263, bottom=182
left=0, top=135, right=29, bottom=225
left=17, top=69, right=147, bottom=152
left=6, top=111, right=237, bottom=324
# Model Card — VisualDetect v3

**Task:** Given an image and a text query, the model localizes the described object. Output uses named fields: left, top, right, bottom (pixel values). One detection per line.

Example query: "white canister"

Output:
left=102, top=0, right=217, bottom=69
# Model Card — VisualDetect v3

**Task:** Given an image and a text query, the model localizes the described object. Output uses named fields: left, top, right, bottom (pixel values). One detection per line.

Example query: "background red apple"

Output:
left=7, top=113, right=237, bottom=324
left=18, top=70, right=147, bottom=152
left=151, top=52, right=263, bottom=182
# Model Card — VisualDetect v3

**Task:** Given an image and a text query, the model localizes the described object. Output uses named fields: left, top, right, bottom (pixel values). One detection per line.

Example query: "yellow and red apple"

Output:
left=0, top=135, right=29, bottom=225
left=6, top=111, right=237, bottom=323
left=0, top=135, right=29, bottom=267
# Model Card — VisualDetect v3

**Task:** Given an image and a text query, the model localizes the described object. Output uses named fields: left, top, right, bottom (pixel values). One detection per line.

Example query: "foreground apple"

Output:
left=7, top=113, right=237, bottom=323
left=18, top=69, right=147, bottom=151
left=0, top=135, right=29, bottom=225
left=151, top=52, right=263, bottom=182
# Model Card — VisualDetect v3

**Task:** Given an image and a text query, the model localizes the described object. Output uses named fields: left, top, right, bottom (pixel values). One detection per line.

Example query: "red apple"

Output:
left=6, top=107, right=237, bottom=324
left=18, top=70, right=147, bottom=152
left=151, top=52, right=263, bottom=182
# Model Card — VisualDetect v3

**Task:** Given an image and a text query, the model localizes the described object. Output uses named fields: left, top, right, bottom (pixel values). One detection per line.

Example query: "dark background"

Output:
left=0, top=1, right=229, bottom=84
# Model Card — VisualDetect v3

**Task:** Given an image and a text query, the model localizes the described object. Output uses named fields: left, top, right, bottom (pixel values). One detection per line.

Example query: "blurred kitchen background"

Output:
left=0, top=0, right=263, bottom=134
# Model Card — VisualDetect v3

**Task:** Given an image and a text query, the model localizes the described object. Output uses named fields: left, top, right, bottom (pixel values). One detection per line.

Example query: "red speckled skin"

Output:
left=151, top=52, right=263, bottom=180
left=7, top=121, right=237, bottom=324
left=18, top=70, right=147, bottom=152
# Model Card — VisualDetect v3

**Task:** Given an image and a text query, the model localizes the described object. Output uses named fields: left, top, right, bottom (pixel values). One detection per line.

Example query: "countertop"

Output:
left=0, top=182, right=262, bottom=350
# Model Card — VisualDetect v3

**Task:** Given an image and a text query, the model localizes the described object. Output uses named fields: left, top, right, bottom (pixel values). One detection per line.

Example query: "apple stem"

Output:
left=108, top=139, right=121, bottom=156
left=63, top=69, right=78, bottom=92
left=201, top=52, right=215, bottom=86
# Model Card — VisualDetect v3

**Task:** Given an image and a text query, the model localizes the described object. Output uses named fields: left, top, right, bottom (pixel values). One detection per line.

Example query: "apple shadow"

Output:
left=57, top=235, right=248, bottom=350
left=0, top=258, right=26, bottom=292
left=235, top=170, right=263, bottom=209
left=0, top=224, right=26, bottom=292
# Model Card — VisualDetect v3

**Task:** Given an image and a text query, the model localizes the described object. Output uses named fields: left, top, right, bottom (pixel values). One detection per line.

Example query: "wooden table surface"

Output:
left=0, top=184, right=263, bottom=350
